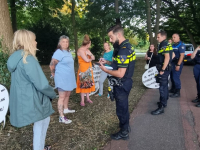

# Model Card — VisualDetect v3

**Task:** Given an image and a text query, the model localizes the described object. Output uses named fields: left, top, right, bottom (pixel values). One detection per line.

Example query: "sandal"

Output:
left=80, top=102, right=85, bottom=106
left=86, top=99, right=93, bottom=103
left=95, top=93, right=102, bottom=96
left=44, top=145, right=51, bottom=150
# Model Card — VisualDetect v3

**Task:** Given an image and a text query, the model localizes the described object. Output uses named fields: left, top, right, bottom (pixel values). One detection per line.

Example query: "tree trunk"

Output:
left=71, top=0, right=78, bottom=61
left=145, top=0, right=153, bottom=44
left=0, top=0, right=13, bottom=51
left=10, top=0, right=17, bottom=32
left=115, top=0, right=121, bottom=25
left=154, top=0, right=161, bottom=44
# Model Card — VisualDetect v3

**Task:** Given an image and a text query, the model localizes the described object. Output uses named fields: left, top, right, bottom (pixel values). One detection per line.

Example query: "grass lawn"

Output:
left=0, top=57, right=147, bottom=150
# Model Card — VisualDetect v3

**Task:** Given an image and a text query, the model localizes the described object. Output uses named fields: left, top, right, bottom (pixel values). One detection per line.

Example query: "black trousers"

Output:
left=159, top=70, right=170, bottom=106
left=113, top=79, right=132, bottom=130
left=193, top=64, right=200, bottom=98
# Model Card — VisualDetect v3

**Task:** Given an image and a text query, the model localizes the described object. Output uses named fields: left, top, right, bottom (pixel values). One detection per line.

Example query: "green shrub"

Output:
left=28, top=21, right=69, bottom=65
left=90, top=37, right=103, bottom=60
left=0, top=38, right=11, bottom=89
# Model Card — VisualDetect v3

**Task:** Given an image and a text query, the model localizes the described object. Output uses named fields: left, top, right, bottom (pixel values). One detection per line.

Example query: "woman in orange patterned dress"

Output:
left=76, top=35, right=95, bottom=106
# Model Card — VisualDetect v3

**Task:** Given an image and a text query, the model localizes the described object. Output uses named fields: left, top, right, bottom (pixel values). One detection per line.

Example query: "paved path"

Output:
left=104, top=66, right=200, bottom=150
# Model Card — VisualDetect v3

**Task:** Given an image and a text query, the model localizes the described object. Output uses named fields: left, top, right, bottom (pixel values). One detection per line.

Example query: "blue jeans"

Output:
left=99, top=71, right=113, bottom=95
left=33, top=116, right=50, bottom=150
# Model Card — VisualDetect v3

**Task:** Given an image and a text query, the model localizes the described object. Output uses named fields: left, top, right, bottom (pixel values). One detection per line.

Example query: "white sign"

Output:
left=89, top=65, right=102, bottom=96
left=0, top=84, right=9, bottom=128
left=142, top=66, right=159, bottom=88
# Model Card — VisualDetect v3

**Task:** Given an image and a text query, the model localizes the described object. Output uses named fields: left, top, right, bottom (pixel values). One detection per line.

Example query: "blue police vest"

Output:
left=172, top=41, right=185, bottom=59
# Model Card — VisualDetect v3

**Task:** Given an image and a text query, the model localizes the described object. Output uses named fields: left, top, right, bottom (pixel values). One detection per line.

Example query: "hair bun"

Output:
left=82, top=34, right=90, bottom=46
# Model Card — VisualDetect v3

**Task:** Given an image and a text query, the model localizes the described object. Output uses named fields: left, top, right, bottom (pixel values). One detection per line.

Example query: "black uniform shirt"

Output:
left=194, top=50, right=200, bottom=64
left=111, top=39, right=136, bottom=79
left=157, top=40, right=173, bottom=66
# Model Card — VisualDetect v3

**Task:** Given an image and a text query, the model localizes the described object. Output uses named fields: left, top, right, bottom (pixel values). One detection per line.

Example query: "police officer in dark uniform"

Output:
left=99, top=25, right=136, bottom=140
left=169, top=33, right=185, bottom=98
left=191, top=46, right=200, bottom=106
left=152, top=30, right=173, bottom=115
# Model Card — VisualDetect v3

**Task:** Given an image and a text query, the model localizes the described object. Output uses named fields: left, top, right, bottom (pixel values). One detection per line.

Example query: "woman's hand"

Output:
left=99, top=62, right=107, bottom=72
left=99, top=58, right=106, bottom=64
left=86, top=50, right=95, bottom=60
left=51, top=72, right=55, bottom=77
left=86, top=50, right=92, bottom=56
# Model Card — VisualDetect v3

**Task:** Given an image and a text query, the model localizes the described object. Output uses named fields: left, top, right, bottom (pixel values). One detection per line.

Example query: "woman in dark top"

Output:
left=145, top=44, right=157, bottom=68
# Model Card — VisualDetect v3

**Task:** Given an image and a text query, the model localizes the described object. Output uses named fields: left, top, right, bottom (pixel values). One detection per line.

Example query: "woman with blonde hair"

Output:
left=76, top=34, right=95, bottom=106
left=50, top=35, right=76, bottom=124
left=7, top=29, right=56, bottom=150
left=95, top=42, right=113, bottom=98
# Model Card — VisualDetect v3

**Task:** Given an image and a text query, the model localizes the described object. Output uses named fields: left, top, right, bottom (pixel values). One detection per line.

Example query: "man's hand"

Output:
left=159, top=71, right=164, bottom=75
left=99, top=62, right=108, bottom=72
left=175, top=66, right=180, bottom=71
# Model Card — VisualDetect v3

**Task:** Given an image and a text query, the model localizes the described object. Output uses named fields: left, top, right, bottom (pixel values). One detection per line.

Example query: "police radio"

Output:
left=108, top=86, right=115, bottom=101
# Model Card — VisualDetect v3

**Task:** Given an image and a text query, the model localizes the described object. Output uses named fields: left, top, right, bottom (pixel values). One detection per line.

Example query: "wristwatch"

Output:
left=176, top=64, right=180, bottom=66
left=161, top=69, right=165, bottom=72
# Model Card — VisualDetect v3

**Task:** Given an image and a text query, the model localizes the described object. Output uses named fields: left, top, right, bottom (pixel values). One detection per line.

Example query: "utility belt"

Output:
left=172, top=58, right=179, bottom=63
left=156, top=63, right=171, bottom=72
left=107, top=76, right=126, bottom=86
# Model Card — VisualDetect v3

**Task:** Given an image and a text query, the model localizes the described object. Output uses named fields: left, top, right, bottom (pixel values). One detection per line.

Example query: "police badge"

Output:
left=120, top=55, right=127, bottom=63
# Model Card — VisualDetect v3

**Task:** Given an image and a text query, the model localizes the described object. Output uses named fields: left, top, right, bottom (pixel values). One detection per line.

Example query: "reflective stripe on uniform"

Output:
left=115, top=50, right=136, bottom=65
left=158, top=43, right=173, bottom=54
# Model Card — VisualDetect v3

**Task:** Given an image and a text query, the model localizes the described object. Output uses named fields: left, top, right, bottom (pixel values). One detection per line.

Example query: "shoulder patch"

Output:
left=119, top=55, right=127, bottom=63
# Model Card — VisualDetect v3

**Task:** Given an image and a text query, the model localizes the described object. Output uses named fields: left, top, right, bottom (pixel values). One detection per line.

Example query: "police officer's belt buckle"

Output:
left=107, top=76, right=123, bottom=86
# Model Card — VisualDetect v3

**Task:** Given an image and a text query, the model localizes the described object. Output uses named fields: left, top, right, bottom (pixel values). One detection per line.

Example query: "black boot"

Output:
left=128, top=125, right=131, bottom=133
left=169, top=88, right=175, bottom=94
left=151, top=104, right=164, bottom=115
left=157, top=102, right=167, bottom=108
left=170, top=89, right=180, bottom=98
left=118, top=125, right=131, bottom=133
left=110, top=129, right=129, bottom=140
left=196, top=102, right=200, bottom=107
left=192, top=96, right=200, bottom=103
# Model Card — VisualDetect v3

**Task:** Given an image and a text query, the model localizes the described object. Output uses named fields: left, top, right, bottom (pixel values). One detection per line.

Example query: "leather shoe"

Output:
left=157, top=102, right=167, bottom=108
left=110, top=129, right=129, bottom=140
left=151, top=106, right=164, bottom=115
left=192, top=97, right=200, bottom=103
